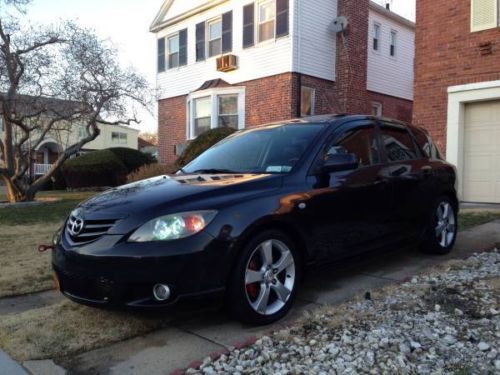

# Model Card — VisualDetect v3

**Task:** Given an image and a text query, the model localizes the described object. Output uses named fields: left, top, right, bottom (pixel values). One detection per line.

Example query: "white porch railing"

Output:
left=34, top=163, right=53, bottom=176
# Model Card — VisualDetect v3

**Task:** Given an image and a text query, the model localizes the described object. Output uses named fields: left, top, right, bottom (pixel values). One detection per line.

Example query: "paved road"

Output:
left=4, top=221, right=500, bottom=375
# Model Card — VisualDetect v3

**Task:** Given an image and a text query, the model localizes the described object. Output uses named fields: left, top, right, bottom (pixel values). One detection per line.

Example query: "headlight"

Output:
left=128, top=211, right=217, bottom=242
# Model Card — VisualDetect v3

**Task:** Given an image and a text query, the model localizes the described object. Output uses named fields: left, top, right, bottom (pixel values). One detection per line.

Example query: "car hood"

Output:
left=76, top=173, right=282, bottom=220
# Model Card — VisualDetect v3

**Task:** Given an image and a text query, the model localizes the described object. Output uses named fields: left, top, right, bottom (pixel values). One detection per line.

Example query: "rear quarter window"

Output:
left=412, top=128, right=443, bottom=160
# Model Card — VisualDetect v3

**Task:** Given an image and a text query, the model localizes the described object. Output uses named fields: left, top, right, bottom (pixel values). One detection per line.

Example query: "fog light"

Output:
left=153, top=284, right=171, bottom=301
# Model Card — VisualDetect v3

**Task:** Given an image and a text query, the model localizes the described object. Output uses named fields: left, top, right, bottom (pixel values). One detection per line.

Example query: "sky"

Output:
left=23, top=0, right=415, bottom=134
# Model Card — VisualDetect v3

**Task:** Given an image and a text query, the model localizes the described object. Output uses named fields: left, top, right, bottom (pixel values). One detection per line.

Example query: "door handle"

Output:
left=422, top=166, right=432, bottom=176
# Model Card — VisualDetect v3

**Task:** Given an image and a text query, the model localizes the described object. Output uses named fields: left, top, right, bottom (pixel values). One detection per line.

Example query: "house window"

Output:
left=258, top=0, right=276, bottom=42
left=78, top=126, right=87, bottom=140
left=112, top=132, right=128, bottom=145
left=194, top=97, right=212, bottom=137
left=471, top=0, right=499, bottom=32
left=373, top=23, right=381, bottom=51
left=390, top=31, right=397, bottom=56
left=218, top=95, right=239, bottom=128
left=168, top=34, right=179, bottom=69
left=188, top=88, right=245, bottom=139
left=301, top=87, right=315, bottom=117
left=372, top=102, right=383, bottom=117
left=208, top=18, right=222, bottom=57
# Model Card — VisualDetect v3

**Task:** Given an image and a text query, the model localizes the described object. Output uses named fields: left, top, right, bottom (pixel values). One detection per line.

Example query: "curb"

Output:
left=0, top=351, right=28, bottom=375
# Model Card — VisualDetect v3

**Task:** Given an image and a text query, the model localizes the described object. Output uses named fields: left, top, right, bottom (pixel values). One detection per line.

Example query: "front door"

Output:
left=303, top=121, right=394, bottom=261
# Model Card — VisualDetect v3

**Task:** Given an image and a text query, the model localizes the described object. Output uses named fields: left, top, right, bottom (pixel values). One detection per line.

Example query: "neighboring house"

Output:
left=0, top=104, right=139, bottom=179
left=151, top=0, right=415, bottom=165
left=138, top=137, right=159, bottom=159
left=413, top=0, right=500, bottom=204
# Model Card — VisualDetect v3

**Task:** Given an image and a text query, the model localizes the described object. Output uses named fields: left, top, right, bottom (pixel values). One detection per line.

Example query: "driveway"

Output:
left=2, top=220, right=500, bottom=375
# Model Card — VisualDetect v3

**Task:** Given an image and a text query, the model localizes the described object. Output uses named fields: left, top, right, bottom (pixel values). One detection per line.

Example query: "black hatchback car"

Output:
left=53, top=115, right=458, bottom=324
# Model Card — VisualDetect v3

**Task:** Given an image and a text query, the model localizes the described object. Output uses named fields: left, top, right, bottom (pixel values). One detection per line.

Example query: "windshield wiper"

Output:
left=190, top=169, right=239, bottom=174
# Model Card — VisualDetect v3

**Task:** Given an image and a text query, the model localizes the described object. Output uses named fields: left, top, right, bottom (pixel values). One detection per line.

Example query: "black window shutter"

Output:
left=222, top=11, right=233, bottom=53
left=243, top=3, right=255, bottom=48
left=179, top=29, right=188, bottom=66
left=157, top=37, right=165, bottom=72
left=276, top=0, right=289, bottom=38
left=196, top=22, right=206, bottom=61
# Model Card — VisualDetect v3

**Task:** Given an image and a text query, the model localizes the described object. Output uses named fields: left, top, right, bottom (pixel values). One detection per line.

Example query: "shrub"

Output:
left=126, top=163, right=174, bottom=183
left=108, top=147, right=155, bottom=173
left=62, top=150, right=127, bottom=188
left=175, top=127, right=237, bottom=168
left=49, top=167, right=67, bottom=190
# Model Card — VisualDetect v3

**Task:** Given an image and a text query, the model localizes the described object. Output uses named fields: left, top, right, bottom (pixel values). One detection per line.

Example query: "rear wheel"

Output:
left=228, top=231, right=301, bottom=325
left=419, top=196, right=457, bottom=255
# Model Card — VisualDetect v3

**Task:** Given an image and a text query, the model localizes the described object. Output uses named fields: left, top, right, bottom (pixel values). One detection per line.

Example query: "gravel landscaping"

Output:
left=192, top=250, right=500, bottom=374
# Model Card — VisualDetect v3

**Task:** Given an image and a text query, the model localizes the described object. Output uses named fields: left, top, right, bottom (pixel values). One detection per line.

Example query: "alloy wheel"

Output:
left=435, top=201, right=456, bottom=248
left=244, top=239, right=296, bottom=316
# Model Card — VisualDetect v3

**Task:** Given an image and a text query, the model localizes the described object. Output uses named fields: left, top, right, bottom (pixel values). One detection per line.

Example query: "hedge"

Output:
left=108, top=147, right=155, bottom=174
left=62, top=150, right=128, bottom=188
left=175, top=127, right=237, bottom=169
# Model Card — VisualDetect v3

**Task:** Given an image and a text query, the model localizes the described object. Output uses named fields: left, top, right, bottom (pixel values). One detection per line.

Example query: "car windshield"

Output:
left=183, top=124, right=325, bottom=174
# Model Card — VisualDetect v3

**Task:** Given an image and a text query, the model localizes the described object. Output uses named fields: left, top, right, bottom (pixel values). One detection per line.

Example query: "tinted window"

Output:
left=381, top=126, right=418, bottom=162
left=184, top=124, right=325, bottom=174
left=324, top=126, right=380, bottom=167
left=413, top=127, right=443, bottom=160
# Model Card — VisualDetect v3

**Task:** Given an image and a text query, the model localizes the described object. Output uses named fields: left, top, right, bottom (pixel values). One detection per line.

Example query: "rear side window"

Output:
left=412, top=128, right=443, bottom=160
left=380, top=126, right=418, bottom=162
left=324, top=126, right=380, bottom=166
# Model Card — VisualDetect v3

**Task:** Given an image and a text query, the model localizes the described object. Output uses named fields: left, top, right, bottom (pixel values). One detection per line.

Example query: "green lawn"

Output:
left=458, top=211, right=500, bottom=231
left=0, top=191, right=97, bottom=225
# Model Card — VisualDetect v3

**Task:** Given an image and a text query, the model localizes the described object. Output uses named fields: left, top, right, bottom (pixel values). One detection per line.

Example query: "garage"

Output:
left=463, top=100, right=500, bottom=203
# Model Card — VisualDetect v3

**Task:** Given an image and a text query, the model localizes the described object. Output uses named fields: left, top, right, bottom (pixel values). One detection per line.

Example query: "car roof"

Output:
left=256, top=114, right=411, bottom=129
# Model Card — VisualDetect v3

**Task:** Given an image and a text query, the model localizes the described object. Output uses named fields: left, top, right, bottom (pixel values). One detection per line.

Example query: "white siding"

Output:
left=294, top=0, right=337, bottom=81
left=367, top=8, right=414, bottom=101
left=156, top=0, right=294, bottom=100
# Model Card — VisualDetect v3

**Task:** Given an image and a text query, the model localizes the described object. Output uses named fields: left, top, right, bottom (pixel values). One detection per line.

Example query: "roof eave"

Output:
left=150, top=0, right=229, bottom=33
left=368, top=1, right=415, bottom=30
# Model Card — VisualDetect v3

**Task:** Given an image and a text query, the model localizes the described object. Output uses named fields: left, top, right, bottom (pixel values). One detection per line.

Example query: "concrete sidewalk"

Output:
left=4, top=221, right=500, bottom=375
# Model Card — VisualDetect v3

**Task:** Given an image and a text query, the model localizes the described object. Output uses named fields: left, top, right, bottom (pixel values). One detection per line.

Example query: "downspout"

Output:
left=295, top=0, right=302, bottom=118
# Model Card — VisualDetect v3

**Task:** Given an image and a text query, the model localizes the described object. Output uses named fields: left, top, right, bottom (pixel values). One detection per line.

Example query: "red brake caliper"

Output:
left=246, top=259, right=259, bottom=299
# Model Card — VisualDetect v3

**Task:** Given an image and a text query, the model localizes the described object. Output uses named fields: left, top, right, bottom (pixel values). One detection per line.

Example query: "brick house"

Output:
left=151, top=0, right=415, bottom=165
left=413, top=0, right=500, bottom=204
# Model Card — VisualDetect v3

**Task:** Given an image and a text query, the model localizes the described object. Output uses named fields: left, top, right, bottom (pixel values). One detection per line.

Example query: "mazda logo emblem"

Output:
left=67, top=210, right=85, bottom=237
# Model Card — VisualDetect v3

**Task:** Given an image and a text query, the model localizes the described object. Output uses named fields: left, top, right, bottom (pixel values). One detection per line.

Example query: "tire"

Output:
left=227, top=230, right=301, bottom=325
left=419, top=196, right=458, bottom=255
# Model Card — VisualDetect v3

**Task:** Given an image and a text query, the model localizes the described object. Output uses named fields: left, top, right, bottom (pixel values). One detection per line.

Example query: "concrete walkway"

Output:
left=3, top=221, right=500, bottom=375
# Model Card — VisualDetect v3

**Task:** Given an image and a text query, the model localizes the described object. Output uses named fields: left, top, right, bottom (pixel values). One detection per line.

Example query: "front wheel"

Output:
left=228, top=231, right=301, bottom=325
left=419, top=196, right=457, bottom=255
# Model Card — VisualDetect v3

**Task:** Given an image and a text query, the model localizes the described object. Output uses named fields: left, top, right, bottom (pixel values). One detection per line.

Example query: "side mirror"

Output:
left=321, top=153, right=359, bottom=173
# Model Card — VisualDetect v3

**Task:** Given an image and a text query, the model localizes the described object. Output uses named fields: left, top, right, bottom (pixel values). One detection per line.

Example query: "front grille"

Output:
left=65, top=216, right=117, bottom=246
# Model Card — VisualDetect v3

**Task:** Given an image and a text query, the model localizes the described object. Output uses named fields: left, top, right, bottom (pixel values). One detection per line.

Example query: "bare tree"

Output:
left=0, top=0, right=151, bottom=202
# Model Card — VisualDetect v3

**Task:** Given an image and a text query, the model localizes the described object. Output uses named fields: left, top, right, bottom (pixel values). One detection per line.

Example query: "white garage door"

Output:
left=463, top=100, right=500, bottom=203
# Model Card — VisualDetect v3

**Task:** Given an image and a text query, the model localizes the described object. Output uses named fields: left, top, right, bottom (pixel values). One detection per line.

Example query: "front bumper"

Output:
left=52, top=231, right=233, bottom=308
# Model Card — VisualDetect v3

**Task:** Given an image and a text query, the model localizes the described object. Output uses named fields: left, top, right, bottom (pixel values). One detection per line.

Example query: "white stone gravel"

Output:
left=190, top=250, right=500, bottom=374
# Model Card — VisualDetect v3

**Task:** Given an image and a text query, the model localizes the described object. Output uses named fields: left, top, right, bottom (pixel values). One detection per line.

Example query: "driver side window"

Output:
left=324, top=126, right=380, bottom=166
